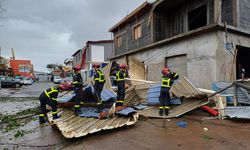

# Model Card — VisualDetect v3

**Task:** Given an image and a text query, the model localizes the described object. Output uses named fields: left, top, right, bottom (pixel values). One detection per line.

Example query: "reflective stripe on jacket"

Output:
left=44, top=87, right=59, bottom=101
left=116, top=71, right=125, bottom=81
left=161, top=77, right=171, bottom=88
left=94, top=71, right=105, bottom=82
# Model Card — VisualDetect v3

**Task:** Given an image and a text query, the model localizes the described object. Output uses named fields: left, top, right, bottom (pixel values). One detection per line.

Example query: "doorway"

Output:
left=236, top=46, right=250, bottom=79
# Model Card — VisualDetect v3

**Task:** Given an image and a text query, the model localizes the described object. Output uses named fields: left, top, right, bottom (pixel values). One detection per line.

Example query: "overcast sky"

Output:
left=0, top=0, right=154, bottom=72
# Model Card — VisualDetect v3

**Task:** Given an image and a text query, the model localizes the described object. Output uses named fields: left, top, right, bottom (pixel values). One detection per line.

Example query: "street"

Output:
left=0, top=82, right=250, bottom=150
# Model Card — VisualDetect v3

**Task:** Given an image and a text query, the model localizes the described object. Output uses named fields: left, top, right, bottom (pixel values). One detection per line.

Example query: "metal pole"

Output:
left=234, top=84, right=238, bottom=106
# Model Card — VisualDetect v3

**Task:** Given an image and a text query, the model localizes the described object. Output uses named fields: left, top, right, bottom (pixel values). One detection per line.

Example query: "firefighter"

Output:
left=39, top=84, right=65, bottom=125
left=115, top=64, right=129, bottom=106
left=159, top=67, right=179, bottom=116
left=93, top=63, right=105, bottom=105
left=72, top=65, right=83, bottom=116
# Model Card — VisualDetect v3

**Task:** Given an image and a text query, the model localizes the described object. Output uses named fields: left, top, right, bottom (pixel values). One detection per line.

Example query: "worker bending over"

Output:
left=39, top=84, right=65, bottom=125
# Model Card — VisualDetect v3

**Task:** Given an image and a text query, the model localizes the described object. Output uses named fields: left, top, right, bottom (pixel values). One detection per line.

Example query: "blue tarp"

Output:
left=78, top=107, right=110, bottom=118
left=57, top=93, right=75, bottom=103
left=78, top=107, right=100, bottom=118
left=116, top=107, right=136, bottom=116
left=101, top=89, right=117, bottom=102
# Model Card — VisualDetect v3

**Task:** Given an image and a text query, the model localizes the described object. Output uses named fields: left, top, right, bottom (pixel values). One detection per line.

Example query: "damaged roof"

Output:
left=109, top=2, right=152, bottom=32
left=47, top=109, right=139, bottom=138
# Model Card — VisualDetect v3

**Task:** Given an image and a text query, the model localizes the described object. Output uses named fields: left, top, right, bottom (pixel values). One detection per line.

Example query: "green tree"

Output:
left=46, top=64, right=57, bottom=71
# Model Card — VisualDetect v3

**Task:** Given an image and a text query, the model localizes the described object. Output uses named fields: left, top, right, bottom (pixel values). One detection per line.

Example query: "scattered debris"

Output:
left=225, top=107, right=250, bottom=119
left=176, top=121, right=187, bottom=128
left=47, top=109, right=139, bottom=138
left=201, top=106, right=218, bottom=117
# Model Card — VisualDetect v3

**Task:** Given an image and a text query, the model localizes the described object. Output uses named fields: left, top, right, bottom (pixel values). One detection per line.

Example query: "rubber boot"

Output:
left=39, top=116, right=46, bottom=125
left=97, top=105, right=103, bottom=113
left=165, top=109, right=169, bottom=116
left=159, top=109, right=163, bottom=116
left=74, top=107, right=80, bottom=116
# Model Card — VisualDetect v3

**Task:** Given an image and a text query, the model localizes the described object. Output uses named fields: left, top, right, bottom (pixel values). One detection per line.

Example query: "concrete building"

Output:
left=72, top=49, right=82, bottom=67
left=83, top=40, right=113, bottom=70
left=0, top=56, right=11, bottom=75
left=9, top=59, right=33, bottom=77
left=109, top=0, right=250, bottom=88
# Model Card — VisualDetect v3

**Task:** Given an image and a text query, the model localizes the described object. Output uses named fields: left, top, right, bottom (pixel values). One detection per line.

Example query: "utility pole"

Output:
left=0, top=46, right=1, bottom=57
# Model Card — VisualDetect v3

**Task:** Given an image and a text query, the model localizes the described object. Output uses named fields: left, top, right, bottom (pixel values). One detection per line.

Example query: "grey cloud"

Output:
left=0, top=0, right=151, bottom=72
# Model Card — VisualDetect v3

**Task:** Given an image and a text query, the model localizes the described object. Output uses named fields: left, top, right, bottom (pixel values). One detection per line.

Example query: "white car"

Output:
left=53, top=76, right=63, bottom=84
left=23, top=78, right=33, bottom=85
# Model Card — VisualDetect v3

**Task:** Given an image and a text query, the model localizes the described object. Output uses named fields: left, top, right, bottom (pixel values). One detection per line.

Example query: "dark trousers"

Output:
left=95, top=82, right=104, bottom=101
left=116, top=81, right=125, bottom=106
left=39, top=94, right=57, bottom=120
left=74, top=86, right=83, bottom=103
left=159, top=87, right=170, bottom=109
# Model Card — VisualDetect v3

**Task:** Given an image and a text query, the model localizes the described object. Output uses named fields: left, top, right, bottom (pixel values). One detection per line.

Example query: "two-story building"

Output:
left=72, top=40, right=113, bottom=80
left=109, top=0, right=250, bottom=88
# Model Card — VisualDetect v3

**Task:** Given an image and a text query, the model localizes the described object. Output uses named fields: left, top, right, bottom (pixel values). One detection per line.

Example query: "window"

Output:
left=19, top=65, right=30, bottom=72
left=133, top=24, right=142, bottom=40
left=116, top=35, right=122, bottom=47
left=188, top=5, right=207, bottom=31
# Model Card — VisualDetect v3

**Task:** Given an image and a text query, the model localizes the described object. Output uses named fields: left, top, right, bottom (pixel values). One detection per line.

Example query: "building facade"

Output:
left=109, top=0, right=250, bottom=88
left=9, top=59, right=33, bottom=77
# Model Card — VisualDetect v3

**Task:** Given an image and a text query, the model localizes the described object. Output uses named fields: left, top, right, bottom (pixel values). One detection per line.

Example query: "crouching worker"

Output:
left=39, top=84, right=65, bottom=125
left=159, top=67, right=179, bottom=116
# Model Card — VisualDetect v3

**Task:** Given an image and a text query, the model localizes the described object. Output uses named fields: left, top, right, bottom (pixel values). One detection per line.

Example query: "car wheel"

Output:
left=15, top=83, right=20, bottom=88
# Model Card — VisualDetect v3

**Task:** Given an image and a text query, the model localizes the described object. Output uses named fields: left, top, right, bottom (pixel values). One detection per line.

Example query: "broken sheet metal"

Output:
left=132, top=104, right=148, bottom=110
left=212, top=82, right=250, bottom=105
left=139, top=99, right=209, bottom=118
left=116, top=107, right=136, bottom=116
left=47, top=109, right=139, bottom=138
left=147, top=84, right=181, bottom=105
left=101, top=89, right=117, bottom=102
left=225, top=107, right=250, bottom=119
left=139, top=76, right=209, bottom=118
left=170, top=76, right=206, bottom=98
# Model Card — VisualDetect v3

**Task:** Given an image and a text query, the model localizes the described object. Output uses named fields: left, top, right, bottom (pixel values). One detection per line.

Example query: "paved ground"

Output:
left=0, top=82, right=54, bottom=97
left=0, top=82, right=250, bottom=150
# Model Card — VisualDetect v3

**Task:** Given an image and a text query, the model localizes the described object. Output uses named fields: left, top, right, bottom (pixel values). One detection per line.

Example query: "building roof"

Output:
left=109, top=2, right=152, bottom=32
left=72, top=49, right=81, bottom=56
left=86, top=40, right=113, bottom=45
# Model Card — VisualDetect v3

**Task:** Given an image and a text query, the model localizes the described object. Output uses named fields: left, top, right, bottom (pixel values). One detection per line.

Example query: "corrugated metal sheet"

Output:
left=212, top=82, right=250, bottom=104
left=170, top=76, right=207, bottom=98
left=225, top=107, right=250, bottom=119
left=128, top=56, right=146, bottom=86
left=139, top=99, right=208, bottom=118
left=138, top=76, right=209, bottom=118
left=47, top=109, right=139, bottom=138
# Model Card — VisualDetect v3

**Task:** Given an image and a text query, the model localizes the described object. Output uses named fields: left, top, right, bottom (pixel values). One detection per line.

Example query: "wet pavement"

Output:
left=0, top=82, right=250, bottom=150
left=0, top=82, right=54, bottom=97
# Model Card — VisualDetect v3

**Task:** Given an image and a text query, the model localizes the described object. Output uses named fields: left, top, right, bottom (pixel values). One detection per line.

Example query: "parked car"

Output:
left=23, top=78, right=33, bottom=85
left=53, top=76, right=63, bottom=84
left=15, top=76, right=24, bottom=84
left=0, top=76, right=23, bottom=88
